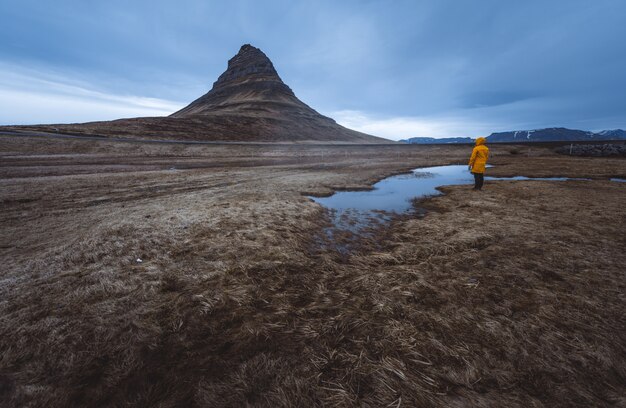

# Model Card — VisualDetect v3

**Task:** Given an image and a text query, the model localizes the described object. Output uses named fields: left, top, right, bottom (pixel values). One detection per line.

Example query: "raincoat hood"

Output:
left=475, top=137, right=487, bottom=146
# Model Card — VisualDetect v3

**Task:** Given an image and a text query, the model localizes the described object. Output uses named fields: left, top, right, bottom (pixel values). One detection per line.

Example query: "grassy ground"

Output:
left=1, top=136, right=625, bottom=407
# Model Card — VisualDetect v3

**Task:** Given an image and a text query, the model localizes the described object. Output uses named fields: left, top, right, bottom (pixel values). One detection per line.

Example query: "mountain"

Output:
left=595, top=129, right=626, bottom=139
left=4, top=45, right=391, bottom=144
left=487, top=128, right=601, bottom=142
left=171, top=44, right=305, bottom=118
left=400, top=137, right=474, bottom=144
left=486, top=127, right=626, bottom=143
left=401, top=128, right=626, bottom=144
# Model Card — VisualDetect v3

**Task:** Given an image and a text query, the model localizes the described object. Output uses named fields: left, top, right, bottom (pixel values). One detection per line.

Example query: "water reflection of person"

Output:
left=468, top=137, right=489, bottom=190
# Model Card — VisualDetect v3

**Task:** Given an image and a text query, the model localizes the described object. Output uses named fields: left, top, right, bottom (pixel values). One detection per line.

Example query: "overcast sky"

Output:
left=1, top=0, right=625, bottom=139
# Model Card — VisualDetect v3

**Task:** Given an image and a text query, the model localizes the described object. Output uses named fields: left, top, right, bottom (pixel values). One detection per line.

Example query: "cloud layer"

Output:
left=0, top=64, right=184, bottom=124
left=1, top=0, right=624, bottom=138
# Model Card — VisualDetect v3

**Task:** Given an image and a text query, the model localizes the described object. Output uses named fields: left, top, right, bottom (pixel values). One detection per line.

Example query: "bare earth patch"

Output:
left=1, top=136, right=625, bottom=407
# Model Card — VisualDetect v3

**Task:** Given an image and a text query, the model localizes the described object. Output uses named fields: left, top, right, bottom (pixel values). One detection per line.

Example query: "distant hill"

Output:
left=401, top=127, right=626, bottom=144
left=400, top=137, right=473, bottom=144
left=488, top=127, right=606, bottom=142
left=3, top=44, right=391, bottom=144
left=595, top=129, right=626, bottom=139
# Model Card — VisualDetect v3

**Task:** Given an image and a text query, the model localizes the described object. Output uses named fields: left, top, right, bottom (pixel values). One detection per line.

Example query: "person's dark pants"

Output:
left=472, top=172, right=484, bottom=190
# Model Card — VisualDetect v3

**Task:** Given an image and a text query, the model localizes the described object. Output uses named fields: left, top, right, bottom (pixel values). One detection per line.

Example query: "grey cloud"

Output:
left=0, top=0, right=624, bottom=134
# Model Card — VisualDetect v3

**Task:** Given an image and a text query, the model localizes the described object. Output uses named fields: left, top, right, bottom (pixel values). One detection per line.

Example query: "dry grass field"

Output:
left=1, top=136, right=625, bottom=407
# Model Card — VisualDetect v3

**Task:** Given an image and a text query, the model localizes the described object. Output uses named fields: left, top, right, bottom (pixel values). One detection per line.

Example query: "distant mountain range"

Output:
left=400, top=127, right=626, bottom=144
left=399, top=137, right=475, bottom=144
left=595, top=129, right=626, bottom=139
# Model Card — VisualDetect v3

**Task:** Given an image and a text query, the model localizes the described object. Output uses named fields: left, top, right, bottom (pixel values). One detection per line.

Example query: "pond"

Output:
left=309, top=165, right=594, bottom=236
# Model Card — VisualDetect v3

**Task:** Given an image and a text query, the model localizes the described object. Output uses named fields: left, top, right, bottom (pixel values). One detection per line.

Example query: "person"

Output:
left=468, top=137, right=489, bottom=190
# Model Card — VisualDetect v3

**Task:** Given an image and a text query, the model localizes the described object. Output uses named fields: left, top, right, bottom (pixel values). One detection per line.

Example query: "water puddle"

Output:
left=610, top=178, right=626, bottom=183
left=313, top=165, right=471, bottom=215
left=310, top=165, right=594, bottom=243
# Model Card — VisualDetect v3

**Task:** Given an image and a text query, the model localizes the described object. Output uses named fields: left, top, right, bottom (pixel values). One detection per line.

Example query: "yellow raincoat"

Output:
left=469, top=137, right=489, bottom=173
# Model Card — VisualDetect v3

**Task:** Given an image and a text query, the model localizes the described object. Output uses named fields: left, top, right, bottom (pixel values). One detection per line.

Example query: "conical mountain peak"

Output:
left=160, top=45, right=390, bottom=143
left=171, top=44, right=298, bottom=117
left=212, top=44, right=284, bottom=90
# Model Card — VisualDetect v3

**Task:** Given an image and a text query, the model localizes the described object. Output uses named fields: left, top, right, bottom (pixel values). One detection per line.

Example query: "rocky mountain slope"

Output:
left=4, top=45, right=391, bottom=144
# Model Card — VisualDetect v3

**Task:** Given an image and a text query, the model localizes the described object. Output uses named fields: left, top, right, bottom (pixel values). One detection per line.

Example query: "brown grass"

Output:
left=1, top=136, right=625, bottom=407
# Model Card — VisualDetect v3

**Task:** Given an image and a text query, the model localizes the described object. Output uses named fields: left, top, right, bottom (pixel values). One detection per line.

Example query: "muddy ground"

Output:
left=1, top=136, right=625, bottom=407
